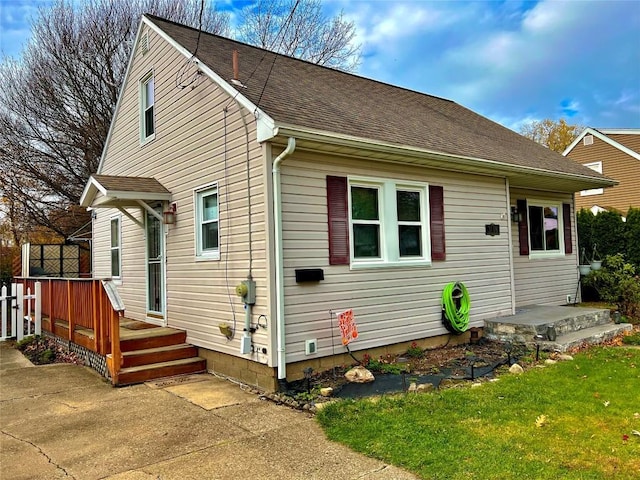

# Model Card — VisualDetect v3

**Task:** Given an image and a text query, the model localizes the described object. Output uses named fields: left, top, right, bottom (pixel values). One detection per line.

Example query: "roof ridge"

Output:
left=143, top=13, right=455, bottom=105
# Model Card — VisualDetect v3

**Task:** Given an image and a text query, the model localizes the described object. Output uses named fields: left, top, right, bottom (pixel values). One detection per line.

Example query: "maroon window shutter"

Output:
left=326, top=176, right=349, bottom=265
left=517, top=199, right=529, bottom=255
left=429, top=185, right=446, bottom=261
left=563, top=203, right=572, bottom=254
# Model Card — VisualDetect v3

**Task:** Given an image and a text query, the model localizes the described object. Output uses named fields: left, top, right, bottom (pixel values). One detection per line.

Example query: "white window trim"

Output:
left=140, top=71, right=155, bottom=145
left=194, top=182, right=220, bottom=261
left=348, top=176, right=431, bottom=269
left=580, top=161, right=604, bottom=196
left=527, top=199, right=565, bottom=259
left=110, top=215, right=122, bottom=283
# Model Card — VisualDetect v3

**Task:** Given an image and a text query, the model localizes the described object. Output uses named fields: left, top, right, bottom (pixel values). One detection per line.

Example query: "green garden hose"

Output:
left=441, top=282, right=470, bottom=335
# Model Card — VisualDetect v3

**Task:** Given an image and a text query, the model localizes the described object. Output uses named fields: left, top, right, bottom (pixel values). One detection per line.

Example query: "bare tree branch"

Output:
left=237, top=0, right=361, bottom=72
left=0, top=0, right=230, bottom=239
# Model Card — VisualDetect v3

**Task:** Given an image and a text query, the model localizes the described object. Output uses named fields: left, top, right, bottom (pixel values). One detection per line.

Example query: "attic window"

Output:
left=138, top=32, right=149, bottom=56
left=583, top=135, right=594, bottom=146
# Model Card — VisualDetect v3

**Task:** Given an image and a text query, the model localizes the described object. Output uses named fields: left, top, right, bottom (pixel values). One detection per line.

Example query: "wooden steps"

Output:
left=115, top=322, right=206, bottom=386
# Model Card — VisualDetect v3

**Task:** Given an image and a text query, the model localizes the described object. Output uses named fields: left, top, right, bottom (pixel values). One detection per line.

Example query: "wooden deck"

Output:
left=18, top=278, right=205, bottom=386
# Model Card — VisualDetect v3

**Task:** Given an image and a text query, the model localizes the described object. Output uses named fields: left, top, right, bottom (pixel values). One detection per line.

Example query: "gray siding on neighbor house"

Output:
left=279, top=151, right=514, bottom=363
left=510, top=188, right=579, bottom=307
left=94, top=26, right=271, bottom=364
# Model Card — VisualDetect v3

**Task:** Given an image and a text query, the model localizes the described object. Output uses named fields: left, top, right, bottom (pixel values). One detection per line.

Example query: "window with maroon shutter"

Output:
left=326, top=176, right=445, bottom=266
left=326, top=176, right=349, bottom=265
left=429, top=185, right=445, bottom=261
left=517, top=199, right=529, bottom=255
left=563, top=203, right=572, bottom=254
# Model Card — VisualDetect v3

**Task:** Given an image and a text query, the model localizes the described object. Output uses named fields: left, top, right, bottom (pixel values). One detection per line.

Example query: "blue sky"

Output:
left=2, top=0, right=639, bottom=131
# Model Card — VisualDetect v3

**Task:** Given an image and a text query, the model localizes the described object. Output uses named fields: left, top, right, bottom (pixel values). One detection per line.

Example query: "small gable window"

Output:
left=195, top=184, right=219, bottom=260
left=110, top=216, right=121, bottom=278
left=140, top=72, right=155, bottom=143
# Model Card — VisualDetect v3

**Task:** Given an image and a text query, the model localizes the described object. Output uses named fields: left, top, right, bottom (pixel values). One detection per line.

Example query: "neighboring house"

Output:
left=80, top=15, right=614, bottom=389
left=563, top=128, right=640, bottom=214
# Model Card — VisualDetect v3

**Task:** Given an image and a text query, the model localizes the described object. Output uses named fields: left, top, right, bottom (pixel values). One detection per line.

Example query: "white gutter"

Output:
left=272, top=137, right=296, bottom=383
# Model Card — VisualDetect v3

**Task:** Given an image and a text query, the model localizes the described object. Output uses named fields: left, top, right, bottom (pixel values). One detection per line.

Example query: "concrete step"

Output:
left=116, top=357, right=207, bottom=386
left=485, top=306, right=612, bottom=343
left=535, top=323, right=633, bottom=352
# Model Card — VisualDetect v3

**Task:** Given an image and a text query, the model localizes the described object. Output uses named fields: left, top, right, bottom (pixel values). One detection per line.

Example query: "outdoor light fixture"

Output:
left=510, top=206, right=522, bottom=223
left=163, top=202, right=177, bottom=225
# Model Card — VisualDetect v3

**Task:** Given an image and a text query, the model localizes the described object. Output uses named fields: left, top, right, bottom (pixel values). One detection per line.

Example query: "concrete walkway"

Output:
left=0, top=342, right=418, bottom=480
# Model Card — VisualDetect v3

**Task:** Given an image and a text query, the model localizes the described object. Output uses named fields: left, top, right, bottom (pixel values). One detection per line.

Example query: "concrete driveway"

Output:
left=0, top=343, right=418, bottom=480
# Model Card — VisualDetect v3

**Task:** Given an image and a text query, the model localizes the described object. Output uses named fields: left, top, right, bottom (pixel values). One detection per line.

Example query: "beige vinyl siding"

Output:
left=511, top=188, right=578, bottom=307
left=567, top=135, right=640, bottom=212
left=94, top=27, right=270, bottom=364
left=280, top=150, right=513, bottom=363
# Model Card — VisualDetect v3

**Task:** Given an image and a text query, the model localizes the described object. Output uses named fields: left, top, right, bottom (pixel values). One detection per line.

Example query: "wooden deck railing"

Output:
left=17, top=277, right=123, bottom=382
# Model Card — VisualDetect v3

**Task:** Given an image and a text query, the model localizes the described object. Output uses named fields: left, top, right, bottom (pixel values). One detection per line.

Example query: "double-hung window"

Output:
left=527, top=201, right=564, bottom=256
left=351, top=185, right=381, bottom=258
left=140, top=73, right=155, bottom=143
left=349, top=178, right=430, bottom=267
left=195, top=185, right=219, bottom=260
left=110, top=217, right=121, bottom=278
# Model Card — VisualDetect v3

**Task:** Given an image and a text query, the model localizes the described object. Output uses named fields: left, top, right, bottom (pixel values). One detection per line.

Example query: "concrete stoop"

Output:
left=484, top=305, right=633, bottom=352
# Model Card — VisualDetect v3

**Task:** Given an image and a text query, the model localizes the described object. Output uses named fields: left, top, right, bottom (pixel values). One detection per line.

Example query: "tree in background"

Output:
left=518, top=118, right=583, bottom=153
left=0, top=0, right=230, bottom=241
left=237, top=0, right=360, bottom=71
left=1, top=0, right=361, bottom=243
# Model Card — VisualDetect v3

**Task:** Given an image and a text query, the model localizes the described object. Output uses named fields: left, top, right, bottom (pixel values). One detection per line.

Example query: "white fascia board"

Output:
left=95, top=20, right=147, bottom=174
left=105, top=190, right=172, bottom=202
left=273, top=124, right=618, bottom=188
left=143, top=16, right=276, bottom=140
left=563, top=127, right=596, bottom=155
left=563, top=127, right=640, bottom=161
left=598, top=129, right=640, bottom=135
left=80, top=176, right=108, bottom=207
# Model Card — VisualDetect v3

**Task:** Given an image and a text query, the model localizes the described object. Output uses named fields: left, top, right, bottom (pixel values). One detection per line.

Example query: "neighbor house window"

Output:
left=348, top=178, right=430, bottom=266
left=140, top=73, right=155, bottom=142
left=110, top=217, right=121, bottom=278
left=195, top=185, right=219, bottom=259
left=580, top=162, right=604, bottom=196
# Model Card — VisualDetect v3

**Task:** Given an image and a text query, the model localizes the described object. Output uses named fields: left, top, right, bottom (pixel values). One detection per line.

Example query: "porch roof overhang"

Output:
left=80, top=175, right=172, bottom=209
left=266, top=126, right=619, bottom=194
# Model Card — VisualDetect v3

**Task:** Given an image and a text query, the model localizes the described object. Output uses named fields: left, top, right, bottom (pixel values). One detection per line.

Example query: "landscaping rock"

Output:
left=319, top=387, right=333, bottom=397
left=509, top=363, right=524, bottom=374
left=558, top=354, right=574, bottom=361
left=416, top=383, right=434, bottom=392
left=545, top=359, right=557, bottom=365
left=471, top=382, right=482, bottom=388
left=344, top=366, right=375, bottom=383
left=408, top=382, right=417, bottom=392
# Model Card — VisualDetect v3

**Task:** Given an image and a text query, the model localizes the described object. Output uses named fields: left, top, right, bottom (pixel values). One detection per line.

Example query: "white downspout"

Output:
left=273, top=137, right=296, bottom=384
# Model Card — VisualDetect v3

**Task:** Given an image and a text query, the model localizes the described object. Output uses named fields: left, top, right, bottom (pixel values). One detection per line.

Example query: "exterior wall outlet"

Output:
left=566, top=294, right=573, bottom=303
left=305, top=339, right=317, bottom=355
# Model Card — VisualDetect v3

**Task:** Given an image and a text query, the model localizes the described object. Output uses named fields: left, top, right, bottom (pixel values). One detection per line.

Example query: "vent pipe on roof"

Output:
left=231, top=50, right=246, bottom=88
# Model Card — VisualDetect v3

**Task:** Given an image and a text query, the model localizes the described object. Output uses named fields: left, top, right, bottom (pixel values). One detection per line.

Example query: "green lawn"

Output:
left=317, top=347, right=640, bottom=480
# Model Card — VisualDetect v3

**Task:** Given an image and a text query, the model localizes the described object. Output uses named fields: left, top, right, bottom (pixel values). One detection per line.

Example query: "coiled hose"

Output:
left=441, top=282, right=470, bottom=335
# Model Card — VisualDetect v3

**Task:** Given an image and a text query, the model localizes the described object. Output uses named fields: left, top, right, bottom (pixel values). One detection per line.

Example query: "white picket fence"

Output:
left=0, top=282, right=41, bottom=342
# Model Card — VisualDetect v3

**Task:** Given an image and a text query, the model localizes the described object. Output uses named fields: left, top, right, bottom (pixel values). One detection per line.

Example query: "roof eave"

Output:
left=268, top=124, right=618, bottom=191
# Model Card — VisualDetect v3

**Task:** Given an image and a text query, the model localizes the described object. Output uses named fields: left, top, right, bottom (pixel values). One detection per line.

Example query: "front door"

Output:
left=146, top=210, right=164, bottom=322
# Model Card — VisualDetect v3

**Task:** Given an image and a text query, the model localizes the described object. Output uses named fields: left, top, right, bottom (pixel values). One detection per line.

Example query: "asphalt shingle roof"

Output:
left=146, top=14, right=608, bottom=180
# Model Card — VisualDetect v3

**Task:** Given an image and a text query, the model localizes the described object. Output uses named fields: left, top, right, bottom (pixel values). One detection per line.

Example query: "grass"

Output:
left=317, top=347, right=640, bottom=479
